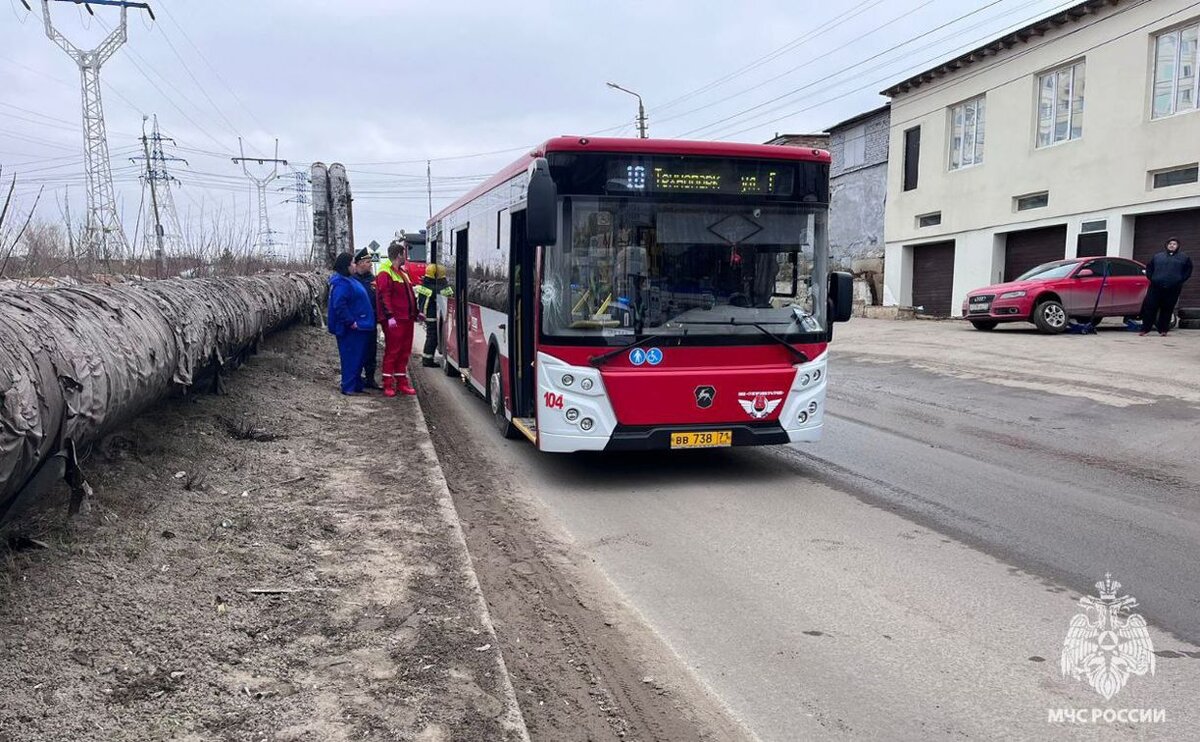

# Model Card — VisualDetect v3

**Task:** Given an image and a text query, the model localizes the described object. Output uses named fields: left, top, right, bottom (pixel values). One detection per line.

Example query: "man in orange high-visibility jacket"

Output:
left=375, top=241, right=423, bottom=397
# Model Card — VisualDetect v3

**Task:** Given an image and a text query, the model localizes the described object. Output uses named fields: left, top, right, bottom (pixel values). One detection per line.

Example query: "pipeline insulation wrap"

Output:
left=0, top=273, right=327, bottom=521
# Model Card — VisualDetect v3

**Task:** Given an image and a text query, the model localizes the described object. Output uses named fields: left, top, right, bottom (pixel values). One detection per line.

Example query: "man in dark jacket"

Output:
left=414, top=263, right=453, bottom=367
left=353, top=248, right=381, bottom=388
left=1139, top=238, right=1193, bottom=336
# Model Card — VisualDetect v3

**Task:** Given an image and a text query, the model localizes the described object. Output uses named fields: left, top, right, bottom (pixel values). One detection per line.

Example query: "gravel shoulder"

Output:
left=0, top=325, right=526, bottom=741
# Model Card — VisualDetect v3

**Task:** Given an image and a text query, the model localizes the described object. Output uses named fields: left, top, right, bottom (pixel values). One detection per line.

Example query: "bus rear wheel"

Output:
left=489, top=362, right=518, bottom=439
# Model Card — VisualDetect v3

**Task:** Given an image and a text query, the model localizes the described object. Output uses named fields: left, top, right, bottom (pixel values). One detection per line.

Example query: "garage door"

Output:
left=1134, top=208, right=1200, bottom=309
left=1003, top=225, right=1067, bottom=282
left=911, top=241, right=955, bottom=316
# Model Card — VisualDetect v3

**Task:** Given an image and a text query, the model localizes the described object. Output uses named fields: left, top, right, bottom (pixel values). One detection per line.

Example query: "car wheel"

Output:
left=489, top=360, right=518, bottom=439
left=1033, top=299, right=1068, bottom=334
left=970, top=320, right=998, bottom=331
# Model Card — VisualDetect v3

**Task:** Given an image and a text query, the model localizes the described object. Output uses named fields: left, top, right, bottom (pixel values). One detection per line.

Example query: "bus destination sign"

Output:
left=608, top=158, right=794, bottom=197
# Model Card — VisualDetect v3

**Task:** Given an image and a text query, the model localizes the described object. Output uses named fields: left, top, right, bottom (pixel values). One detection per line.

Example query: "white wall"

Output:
left=883, top=0, right=1200, bottom=314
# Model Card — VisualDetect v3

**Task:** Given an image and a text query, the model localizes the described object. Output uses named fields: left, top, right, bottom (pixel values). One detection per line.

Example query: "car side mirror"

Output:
left=1076, top=268, right=1095, bottom=278
left=828, top=271, right=853, bottom=323
left=526, top=157, right=558, bottom=246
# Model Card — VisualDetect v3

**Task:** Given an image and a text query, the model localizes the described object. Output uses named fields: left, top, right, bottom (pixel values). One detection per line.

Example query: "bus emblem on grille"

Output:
left=694, top=386, right=716, bottom=409
left=737, top=391, right=784, bottom=419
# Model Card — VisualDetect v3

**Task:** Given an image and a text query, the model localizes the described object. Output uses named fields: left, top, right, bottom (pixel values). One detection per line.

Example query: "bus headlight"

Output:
left=580, top=417, right=594, bottom=432
left=800, top=373, right=811, bottom=386
left=580, top=378, right=594, bottom=391
left=808, top=401, right=819, bottom=414
left=812, top=369, right=822, bottom=381
left=565, top=408, right=579, bottom=422
left=561, top=374, right=575, bottom=387
left=798, top=411, right=809, bottom=424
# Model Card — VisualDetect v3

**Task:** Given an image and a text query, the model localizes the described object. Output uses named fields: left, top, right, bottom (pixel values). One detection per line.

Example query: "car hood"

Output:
left=967, top=279, right=1045, bottom=297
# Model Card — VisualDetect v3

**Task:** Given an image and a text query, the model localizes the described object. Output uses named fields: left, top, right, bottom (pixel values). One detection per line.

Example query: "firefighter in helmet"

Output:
left=414, top=263, right=453, bottom=367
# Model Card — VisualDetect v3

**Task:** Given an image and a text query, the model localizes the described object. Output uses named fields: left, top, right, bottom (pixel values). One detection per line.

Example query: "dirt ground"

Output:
left=0, top=325, right=525, bottom=741
left=413, top=360, right=751, bottom=742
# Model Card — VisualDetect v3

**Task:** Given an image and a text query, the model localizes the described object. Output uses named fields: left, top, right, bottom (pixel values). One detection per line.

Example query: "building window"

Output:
left=949, top=96, right=985, bottom=170
left=1153, top=24, right=1199, bottom=118
left=1015, top=192, right=1049, bottom=211
left=842, top=124, right=866, bottom=169
left=903, top=127, right=920, bottom=191
left=1152, top=164, right=1199, bottom=188
left=1080, top=219, right=1107, bottom=233
left=917, top=212, right=941, bottom=228
left=1037, top=61, right=1085, bottom=147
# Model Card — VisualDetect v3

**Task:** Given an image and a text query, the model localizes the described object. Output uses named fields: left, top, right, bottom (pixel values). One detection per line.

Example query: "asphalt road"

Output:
left=419, top=325, right=1200, bottom=741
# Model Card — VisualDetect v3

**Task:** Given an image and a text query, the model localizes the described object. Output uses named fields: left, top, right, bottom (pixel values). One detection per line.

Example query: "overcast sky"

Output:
left=1, top=0, right=1072, bottom=258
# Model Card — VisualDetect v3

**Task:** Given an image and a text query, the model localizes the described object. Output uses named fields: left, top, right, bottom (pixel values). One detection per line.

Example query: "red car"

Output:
left=962, top=257, right=1148, bottom=333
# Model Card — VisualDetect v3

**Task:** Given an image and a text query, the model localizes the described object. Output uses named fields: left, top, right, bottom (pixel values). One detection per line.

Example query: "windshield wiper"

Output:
left=671, top=319, right=810, bottom=364
left=587, top=332, right=675, bottom=368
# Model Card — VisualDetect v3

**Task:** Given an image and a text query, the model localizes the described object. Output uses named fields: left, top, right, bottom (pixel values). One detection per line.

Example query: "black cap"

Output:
left=353, top=248, right=371, bottom=262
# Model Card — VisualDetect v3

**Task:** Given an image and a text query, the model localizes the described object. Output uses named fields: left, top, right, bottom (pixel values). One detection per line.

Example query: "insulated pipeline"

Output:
left=0, top=273, right=326, bottom=522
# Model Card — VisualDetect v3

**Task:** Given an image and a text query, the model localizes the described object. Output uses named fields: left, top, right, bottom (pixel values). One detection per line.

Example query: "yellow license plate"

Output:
left=670, top=431, right=733, bottom=449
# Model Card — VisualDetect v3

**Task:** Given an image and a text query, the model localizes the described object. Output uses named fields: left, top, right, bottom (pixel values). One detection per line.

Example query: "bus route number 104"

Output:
left=544, top=392, right=565, bottom=409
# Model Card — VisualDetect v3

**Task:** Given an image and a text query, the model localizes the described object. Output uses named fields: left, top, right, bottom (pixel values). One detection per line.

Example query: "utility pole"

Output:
left=606, top=82, right=647, bottom=139
left=426, top=160, right=433, bottom=221
left=131, top=115, right=185, bottom=276
left=279, top=170, right=311, bottom=263
left=232, top=138, right=287, bottom=260
left=30, top=0, right=156, bottom=264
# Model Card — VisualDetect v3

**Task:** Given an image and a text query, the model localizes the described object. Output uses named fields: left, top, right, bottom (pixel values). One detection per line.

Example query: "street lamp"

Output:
left=606, top=82, right=648, bottom=139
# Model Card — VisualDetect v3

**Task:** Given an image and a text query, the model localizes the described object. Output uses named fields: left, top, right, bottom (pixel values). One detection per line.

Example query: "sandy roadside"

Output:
left=0, top=325, right=527, bottom=741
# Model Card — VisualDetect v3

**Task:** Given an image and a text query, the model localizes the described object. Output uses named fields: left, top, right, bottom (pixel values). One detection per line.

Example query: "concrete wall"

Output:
left=830, top=163, right=888, bottom=267
left=829, top=108, right=891, bottom=271
left=883, top=0, right=1200, bottom=315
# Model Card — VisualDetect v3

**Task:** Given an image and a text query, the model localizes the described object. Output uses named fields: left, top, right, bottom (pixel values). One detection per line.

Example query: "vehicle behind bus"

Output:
left=429, top=137, right=851, bottom=453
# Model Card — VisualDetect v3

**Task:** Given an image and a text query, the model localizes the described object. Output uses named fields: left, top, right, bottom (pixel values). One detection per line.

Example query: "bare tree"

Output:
left=0, top=167, right=45, bottom=281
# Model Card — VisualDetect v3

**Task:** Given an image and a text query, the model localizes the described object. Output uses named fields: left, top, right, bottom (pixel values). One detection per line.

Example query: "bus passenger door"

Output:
left=454, top=227, right=470, bottom=370
left=508, top=209, right=535, bottom=419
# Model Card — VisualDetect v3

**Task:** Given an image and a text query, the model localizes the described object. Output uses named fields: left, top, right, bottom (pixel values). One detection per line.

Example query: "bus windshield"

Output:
left=541, top=196, right=828, bottom=344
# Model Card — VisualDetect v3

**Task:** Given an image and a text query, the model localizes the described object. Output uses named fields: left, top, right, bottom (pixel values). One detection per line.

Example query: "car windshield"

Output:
left=1015, top=261, right=1078, bottom=281
left=541, top=196, right=828, bottom=344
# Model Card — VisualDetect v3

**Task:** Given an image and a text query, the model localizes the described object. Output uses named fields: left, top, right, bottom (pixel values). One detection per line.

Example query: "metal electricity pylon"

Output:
left=131, top=115, right=186, bottom=275
left=232, top=138, right=287, bottom=259
left=279, top=170, right=311, bottom=263
left=29, top=0, right=155, bottom=263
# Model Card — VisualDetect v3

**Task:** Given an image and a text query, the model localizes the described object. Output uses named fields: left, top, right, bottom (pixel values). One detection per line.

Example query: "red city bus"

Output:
left=427, top=136, right=851, bottom=452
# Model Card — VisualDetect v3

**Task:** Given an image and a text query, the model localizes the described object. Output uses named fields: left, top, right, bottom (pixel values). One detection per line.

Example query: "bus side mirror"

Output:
left=829, top=271, right=853, bottom=323
left=526, top=157, right=558, bottom=246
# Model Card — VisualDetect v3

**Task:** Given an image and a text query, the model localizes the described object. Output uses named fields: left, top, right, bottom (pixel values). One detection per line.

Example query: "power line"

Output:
left=93, top=13, right=233, bottom=154
left=677, top=0, right=1041, bottom=139
left=153, top=0, right=273, bottom=141
left=878, top=0, right=1184, bottom=135
left=694, top=0, right=1079, bottom=140
left=646, top=0, right=949, bottom=132
left=649, top=0, right=889, bottom=115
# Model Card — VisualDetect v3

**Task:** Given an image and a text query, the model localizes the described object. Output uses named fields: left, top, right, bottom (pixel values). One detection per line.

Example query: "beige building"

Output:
left=882, top=0, right=1200, bottom=316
